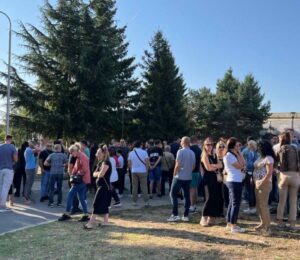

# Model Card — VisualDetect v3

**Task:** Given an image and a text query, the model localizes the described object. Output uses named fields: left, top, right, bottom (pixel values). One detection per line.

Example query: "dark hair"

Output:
left=280, top=132, right=291, bottom=146
left=226, top=137, right=238, bottom=151
left=108, top=146, right=116, bottom=156
left=54, top=140, right=61, bottom=145
left=81, top=140, right=88, bottom=146
left=258, top=139, right=275, bottom=159
left=247, top=136, right=255, bottom=142
left=21, top=141, right=29, bottom=151
left=5, top=135, right=13, bottom=140
left=134, top=140, right=142, bottom=148
left=116, top=149, right=122, bottom=154
left=154, top=139, right=161, bottom=145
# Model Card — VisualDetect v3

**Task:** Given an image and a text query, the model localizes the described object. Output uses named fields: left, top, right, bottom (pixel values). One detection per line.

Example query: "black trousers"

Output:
left=161, top=169, right=173, bottom=195
left=14, top=169, right=26, bottom=195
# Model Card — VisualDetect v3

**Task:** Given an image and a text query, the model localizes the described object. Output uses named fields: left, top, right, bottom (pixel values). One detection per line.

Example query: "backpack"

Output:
left=278, top=144, right=299, bottom=172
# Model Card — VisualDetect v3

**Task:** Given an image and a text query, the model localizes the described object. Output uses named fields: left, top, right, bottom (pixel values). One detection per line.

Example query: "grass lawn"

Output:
left=0, top=205, right=299, bottom=260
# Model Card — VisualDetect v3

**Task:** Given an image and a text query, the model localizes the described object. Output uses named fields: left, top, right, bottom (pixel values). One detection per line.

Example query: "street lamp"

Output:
left=0, top=11, right=12, bottom=135
left=290, top=112, right=296, bottom=130
left=120, top=99, right=127, bottom=138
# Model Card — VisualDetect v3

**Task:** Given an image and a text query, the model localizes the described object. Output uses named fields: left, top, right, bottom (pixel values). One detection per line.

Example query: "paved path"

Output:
left=0, top=178, right=171, bottom=235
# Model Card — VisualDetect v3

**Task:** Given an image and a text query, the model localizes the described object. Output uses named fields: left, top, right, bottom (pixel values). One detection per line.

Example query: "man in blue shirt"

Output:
left=24, top=141, right=39, bottom=203
left=0, top=135, right=17, bottom=211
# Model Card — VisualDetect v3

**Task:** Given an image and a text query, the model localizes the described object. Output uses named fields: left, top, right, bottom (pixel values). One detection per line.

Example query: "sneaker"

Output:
left=200, top=218, right=209, bottom=227
left=241, top=200, right=248, bottom=205
left=189, top=206, right=197, bottom=214
left=58, top=213, right=71, bottom=221
left=243, top=208, right=256, bottom=214
left=78, top=215, right=90, bottom=222
left=48, top=203, right=54, bottom=208
left=56, top=203, right=63, bottom=207
left=144, top=202, right=150, bottom=208
left=231, top=226, right=245, bottom=233
left=113, top=202, right=122, bottom=207
left=181, top=216, right=189, bottom=222
left=225, top=225, right=231, bottom=231
left=167, top=215, right=181, bottom=222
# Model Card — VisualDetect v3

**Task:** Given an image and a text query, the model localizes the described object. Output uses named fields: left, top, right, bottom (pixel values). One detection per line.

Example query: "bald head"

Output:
left=181, top=136, right=190, bottom=147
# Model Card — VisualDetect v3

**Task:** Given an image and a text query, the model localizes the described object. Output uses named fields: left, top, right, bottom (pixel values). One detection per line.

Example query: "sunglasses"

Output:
left=205, top=143, right=213, bottom=146
left=219, top=146, right=225, bottom=149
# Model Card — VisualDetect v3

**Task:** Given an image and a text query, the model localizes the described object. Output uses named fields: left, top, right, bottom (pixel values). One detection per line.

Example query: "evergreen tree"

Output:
left=137, top=31, right=188, bottom=141
left=187, top=87, right=216, bottom=138
left=0, top=0, right=138, bottom=140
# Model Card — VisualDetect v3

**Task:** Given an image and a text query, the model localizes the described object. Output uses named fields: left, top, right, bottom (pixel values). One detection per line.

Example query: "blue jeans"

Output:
left=49, top=174, right=63, bottom=204
left=226, top=182, right=243, bottom=224
left=66, top=183, right=88, bottom=214
left=170, top=178, right=191, bottom=217
left=149, top=166, right=162, bottom=182
left=41, top=170, right=50, bottom=197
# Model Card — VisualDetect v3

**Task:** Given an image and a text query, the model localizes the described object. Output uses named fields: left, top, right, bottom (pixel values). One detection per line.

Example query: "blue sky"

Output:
left=1, top=0, right=300, bottom=114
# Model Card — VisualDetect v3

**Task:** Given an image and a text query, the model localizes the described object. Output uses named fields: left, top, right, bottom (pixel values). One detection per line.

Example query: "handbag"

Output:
left=70, top=174, right=83, bottom=185
left=216, top=172, right=223, bottom=183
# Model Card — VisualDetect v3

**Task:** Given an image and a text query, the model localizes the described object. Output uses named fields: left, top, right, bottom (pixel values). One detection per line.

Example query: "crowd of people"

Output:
left=0, top=131, right=299, bottom=233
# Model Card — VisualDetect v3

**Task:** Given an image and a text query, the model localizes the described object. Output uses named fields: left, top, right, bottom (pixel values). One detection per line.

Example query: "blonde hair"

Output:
left=69, top=144, right=79, bottom=153
left=248, top=140, right=257, bottom=150
left=216, top=141, right=226, bottom=159
left=97, top=144, right=109, bottom=161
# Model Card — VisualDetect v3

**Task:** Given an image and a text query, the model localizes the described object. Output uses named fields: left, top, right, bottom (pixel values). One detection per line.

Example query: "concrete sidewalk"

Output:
left=0, top=178, right=172, bottom=235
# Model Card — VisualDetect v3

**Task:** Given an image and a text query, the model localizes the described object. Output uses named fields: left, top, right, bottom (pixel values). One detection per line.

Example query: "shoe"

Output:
left=200, top=217, right=209, bottom=227
left=118, top=194, right=123, bottom=198
left=181, top=216, right=189, bottom=222
left=167, top=215, right=181, bottom=222
left=78, top=215, right=90, bottom=222
left=113, top=202, right=122, bottom=207
left=225, top=225, right=231, bottom=231
left=241, top=200, right=248, bottom=205
left=157, top=194, right=162, bottom=198
left=56, top=203, right=63, bottom=207
left=189, top=206, right=197, bottom=214
left=138, top=194, right=141, bottom=198
left=144, top=202, right=150, bottom=208
left=9, top=200, right=14, bottom=207
left=14, top=192, right=20, bottom=198
left=243, top=208, right=256, bottom=214
left=58, top=213, right=71, bottom=221
left=231, top=226, right=245, bottom=233
left=48, top=203, right=54, bottom=208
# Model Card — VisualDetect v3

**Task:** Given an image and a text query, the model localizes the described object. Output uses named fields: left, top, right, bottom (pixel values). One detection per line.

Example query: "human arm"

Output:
left=256, top=158, right=274, bottom=187
left=232, top=151, right=245, bottom=170
left=93, top=163, right=109, bottom=178
left=201, top=155, right=222, bottom=172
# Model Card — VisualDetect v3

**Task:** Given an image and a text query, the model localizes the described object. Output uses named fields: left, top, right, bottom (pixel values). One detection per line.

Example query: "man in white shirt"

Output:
left=128, top=141, right=150, bottom=206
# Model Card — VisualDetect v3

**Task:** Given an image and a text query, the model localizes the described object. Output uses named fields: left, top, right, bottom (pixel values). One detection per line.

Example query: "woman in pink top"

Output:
left=253, top=140, right=275, bottom=233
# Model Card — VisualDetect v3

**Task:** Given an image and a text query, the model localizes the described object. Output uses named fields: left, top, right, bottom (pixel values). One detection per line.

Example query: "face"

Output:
left=96, top=149, right=104, bottom=160
left=71, top=150, right=78, bottom=157
left=205, top=141, right=214, bottom=152
left=46, top=144, right=53, bottom=151
left=218, top=143, right=225, bottom=151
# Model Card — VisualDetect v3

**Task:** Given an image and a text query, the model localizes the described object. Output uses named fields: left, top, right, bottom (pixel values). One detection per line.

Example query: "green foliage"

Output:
left=0, top=0, right=138, bottom=141
left=188, top=69, right=271, bottom=140
left=137, top=31, right=189, bottom=141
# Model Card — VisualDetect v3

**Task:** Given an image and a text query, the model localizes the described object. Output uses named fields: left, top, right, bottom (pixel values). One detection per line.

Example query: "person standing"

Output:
left=200, top=138, right=223, bottom=226
left=223, top=137, right=246, bottom=233
left=189, top=136, right=202, bottom=213
left=24, top=141, right=39, bottom=203
left=242, top=140, right=259, bottom=214
left=167, top=137, right=195, bottom=222
left=84, top=146, right=112, bottom=229
left=38, top=143, right=53, bottom=202
left=128, top=141, right=150, bottom=206
left=161, top=145, right=175, bottom=196
left=276, top=132, right=300, bottom=229
left=148, top=140, right=163, bottom=198
left=0, top=135, right=18, bottom=211
left=253, top=140, right=275, bottom=233
left=44, top=144, right=68, bottom=207
left=58, top=145, right=90, bottom=222
left=13, top=141, right=28, bottom=197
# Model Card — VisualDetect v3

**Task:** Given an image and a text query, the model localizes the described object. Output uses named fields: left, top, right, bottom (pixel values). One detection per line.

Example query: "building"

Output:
left=263, top=112, right=300, bottom=138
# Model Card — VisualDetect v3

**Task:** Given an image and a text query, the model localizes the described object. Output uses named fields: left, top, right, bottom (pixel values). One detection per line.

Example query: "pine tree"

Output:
left=137, top=31, right=188, bottom=141
left=0, top=0, right=138, bottom=140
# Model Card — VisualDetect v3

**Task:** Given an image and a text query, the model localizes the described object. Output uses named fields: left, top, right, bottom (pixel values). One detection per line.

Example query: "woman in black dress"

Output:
left=84, top=145, right=112, bottom=229
left=200, top=138, right=224, bottom=227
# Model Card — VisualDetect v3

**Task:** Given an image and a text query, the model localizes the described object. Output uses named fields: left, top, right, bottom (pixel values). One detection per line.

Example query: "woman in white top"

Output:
left=223, top=137, right=246, bottom=233
left=253, top=140, right=275, bottom=233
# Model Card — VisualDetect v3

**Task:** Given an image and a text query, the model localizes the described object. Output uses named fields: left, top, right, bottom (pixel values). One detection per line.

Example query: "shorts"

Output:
left=149, top=166, right=161, bottom=182
left=190, top=172, right=200, bottom=188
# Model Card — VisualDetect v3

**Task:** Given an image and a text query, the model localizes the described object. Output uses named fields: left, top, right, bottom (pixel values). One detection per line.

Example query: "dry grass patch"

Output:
left=0, top=206, right=299, bottom=260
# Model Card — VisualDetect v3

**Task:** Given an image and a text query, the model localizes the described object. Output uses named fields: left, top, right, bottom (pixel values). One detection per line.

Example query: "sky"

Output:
left=0, top=0, right=300, bottom=117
